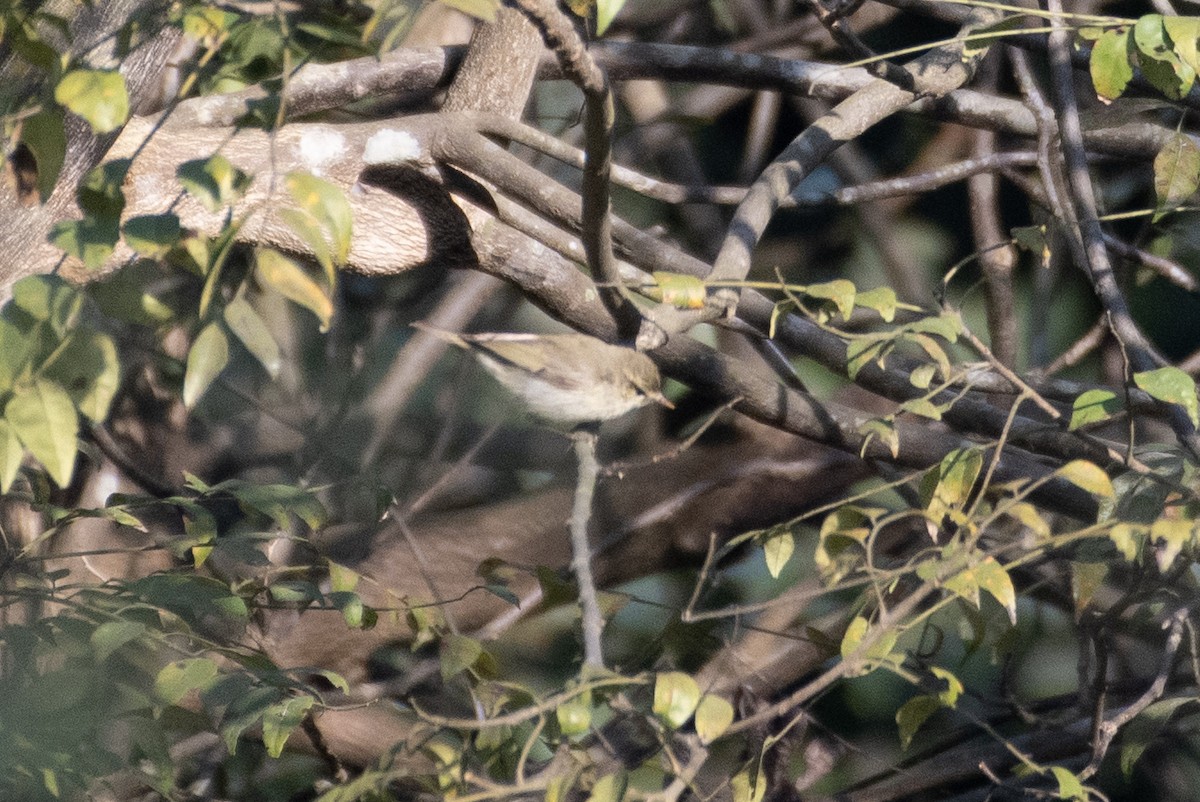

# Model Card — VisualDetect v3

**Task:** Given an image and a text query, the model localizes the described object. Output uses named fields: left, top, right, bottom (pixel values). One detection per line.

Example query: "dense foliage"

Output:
left=6, top=0, right=1200, bottom=800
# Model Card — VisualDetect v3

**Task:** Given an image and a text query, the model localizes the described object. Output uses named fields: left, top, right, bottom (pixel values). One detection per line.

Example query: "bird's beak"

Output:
left=650, top=391, right=675, bottom=410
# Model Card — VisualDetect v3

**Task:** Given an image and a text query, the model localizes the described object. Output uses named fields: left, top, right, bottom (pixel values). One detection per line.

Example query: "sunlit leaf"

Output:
left=556, top=690, right=592, bottom=736
left=653, top=671, right=700, bottom=728
left=123, top=214, right=182, bottom=258
left=1050, top=765, right=1086, bottom=801
left=178, top=155, right=250, bottom=213
left=909, top=363, right=937, bottom=389
left=901, top=398, right=942, bottom=420
left=255, top=249, right=333, bottom=330
left=596, top=0, right=628, bottom=34
left=1165, top=16, right=1200, bottom=73
left=1091, top=28, right=1133, bottom=101
left=1071, top=561, right=1108, bottom=616
left=1149, top=517, right=1193, bottom=570
left=155, top=658, right=219, bottom=705
left=977, top=556, right=1016, bottom=624
left=1153, top=133, right=1200, bottom=218
left=806, top=279, right=857, bottom=320
left=1134, top=366, right=1199, bottom=427
left=0, top=420, right=23, bottom=492
left=926, top=448, right=983, bottom=524
left=854, top=286, right=898, bottom=321
left=183, top=323, right=230, bottom=408
left=1109, top=522, right=1144, bottom=561
left=55, top=69, right=129, bottom=133
left=731, top=767, right=767, bottom=802
left=1055, top=460, right=1115, bottom=498
left=587, top=771, right=627, bottom=802
left=695, top=694, right=734, bottom=744
left=224, top=296, right=281, bottom=378
left=858, top=417, right=899, bottom=459
left=649, top=271, right=706, bottom=309
left=1069, top=389, right=1122, bottom=430
left=285, top=171, right=353, bottom=269
left=5, top=378, right=79, bottom=487
left=1003, top=501, right=1051, bottom=540
left=262, top=695, right=314, bottom=758
left=441, top=633, right=484, bottom=680
left=762, top=528, right=794, bottom=578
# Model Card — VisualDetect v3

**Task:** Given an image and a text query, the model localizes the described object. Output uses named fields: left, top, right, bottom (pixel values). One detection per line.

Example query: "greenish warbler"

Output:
left=413, top=323, right=673, bottom=427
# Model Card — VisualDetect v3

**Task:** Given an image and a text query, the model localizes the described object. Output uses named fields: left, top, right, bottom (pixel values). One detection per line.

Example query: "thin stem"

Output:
left=570, top=429, right=605, bottom=669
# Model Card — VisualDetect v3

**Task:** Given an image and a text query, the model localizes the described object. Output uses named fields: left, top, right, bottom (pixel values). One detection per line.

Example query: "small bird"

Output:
left=413, top=323, right=674, bottom=427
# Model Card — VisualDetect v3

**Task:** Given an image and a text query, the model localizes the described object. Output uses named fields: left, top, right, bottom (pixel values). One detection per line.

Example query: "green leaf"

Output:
left=1120, top=697, right=1193, bottom=777
left=1069, top=389, right=1122, bottom=430
left=909, top=363, right=937, bottom=389
left=438, top=0, right=499, bottom=22
left=653, top=671, right=700, bottom=728
left=123, top=214, right=182, bottom=258
left=183, top=323, right=230, bottom=408
left=976, top=556, right=1016, bottom=624
left=278, top=208, right=334, bottom=280
left=926, top=448, right=983, bottom=524
left=224, top=297, right=281, bottom=378
left=839, top=614, right=898, bottom=668
left=1109, top=522, right=1143, bottom=561
left=1091, top=28, right=1133, bottom=101
left=49, top=216, right=119, bottom=270
left=1149, top=517, right=1193, bottom=570
left=255, top=249, right=333, bottom=331
left=1153, top=132, right=1200, bottom=217
left=76, top=159, right=130, bottom=218
left=587, top=771, right=627, bottom=802
left=556, top=690, right=592, bottom=736
left=440, top=633, right=483, bottom=680
left=219, top=685, right=284, bottom=755
left=806, top=279, right=857, bottom=320
left=262, top=695, right=314, bottom=758
left=931, top=666, right=963, bottom=706
left=177, top=156, right=250, bottom=213
left=285, top=171, right=353, bottom=270
left=896, top=694, right=940, bottom=750
left=55, top=69, right=129, bottom=133
left=329, top=590, right=374, bottom=629
left=901, top=398, right=942, bottom=420
left=1165, top=16, right=1200, bottom=72
left=1055, top=460, right=1115, bottom=498
left=858, top=417, right=899, bottom=459
left=1071, top=561, right=1108, bottom=615
left=1004, top=501, right=1051, bottom=540
left=1050, top=765, right=1086, bottom=801
left=21, top=110, right=66, bottom=202
left=44, top=330, right=120, bottom=422
left=1135, top=366, right=1199, bottom=427
left=731, top=767, right=767, bottom=802
left=0, top=420, right=23, bottom=492
left=853, top=286, right=898, bottom=322
left=695, top=693, right=734, bottom=744
left=91, top=620, right=147, bottom=662
left=155, top=658, right=219, bottom=705
left=762, top=528, right=794, bottom=578
left=596, top=0, right=628, bottom=35
left=5, top=378, right=79, bottom=487
left=649, top=271, right=706, bottom=309
left=328, top=562, right=360, bottom=593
